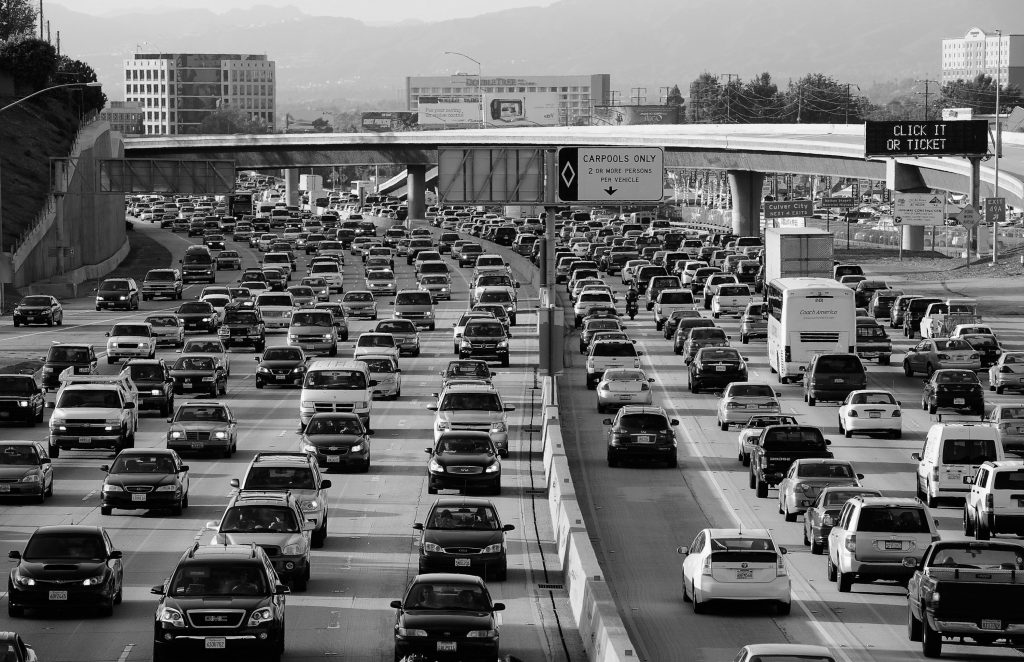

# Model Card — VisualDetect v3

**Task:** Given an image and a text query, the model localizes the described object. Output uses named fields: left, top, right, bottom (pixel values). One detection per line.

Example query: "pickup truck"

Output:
left=749, top=425, right=833, bottom=498
left=907, top=540, right=1024, bottom=657
left=920, top=299, right=982, bottom=339
left=47, top=382, right=137, bottom=458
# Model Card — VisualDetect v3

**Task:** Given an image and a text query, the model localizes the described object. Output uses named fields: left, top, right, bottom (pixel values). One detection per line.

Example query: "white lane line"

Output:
left=82, top=489, right=97, bottom=502
left=116, top=644, right=134, bottom=662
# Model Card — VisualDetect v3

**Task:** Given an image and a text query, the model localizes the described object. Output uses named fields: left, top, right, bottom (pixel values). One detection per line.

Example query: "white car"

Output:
left=145, top=314, right=184, bottom=348
left=200, top=294, right=231, bottom=317
left=989, top=351, right=1024, bottom=394
left=179, top=337, right=232, bottom=377
left=596, top=368, right=654, bottom=413
left=353, top=333, right=399, bottom=362
left=732, top=645, right=836, bottom=662
left=570, top=278, right=605, bottom=302
left=573, top=291, right=616, bottom=327
left=364, top=268, right=397, bottom=296
left=309, top=260, right=344, bottom=293
left=361, top=353, right=402, bottom=400
left=678, top=528, right=791, bottom=615
left=240, top=280, right=270, bottom=297
left=711, top=284, right=754, bottom=319
left=837, top=389, right=902, bottom=438
left=621, top=259, right=650, bottom=285
left=715, top=382, right=781, bottom=431
left=255, top=292, right=295, bottom=330
left=105, top=322, right=157, bottom=363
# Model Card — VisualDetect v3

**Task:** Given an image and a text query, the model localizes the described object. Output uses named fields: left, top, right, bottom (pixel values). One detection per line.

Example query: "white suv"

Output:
left=963, top=460, right=1024, bottom=539
left=427, top=383, right=514, bottom=456
left=104, top=322, right=157, bottom=363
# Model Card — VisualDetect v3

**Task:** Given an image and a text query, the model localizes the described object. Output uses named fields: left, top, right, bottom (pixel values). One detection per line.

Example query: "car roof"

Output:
left=412, top=572, right=487, bottom=587
left=431, top=496, right=496, bottom=509
left=617, top=405, right=668, bottom=416
left=440, top=383, right=498, bottom=394
left=706, top=528, right=773, bottom=538
left=32, top=525, right=104, bottom=536
left=853, top=496, right=925, bottom=507
left=742, top=644, right=834, bottom=656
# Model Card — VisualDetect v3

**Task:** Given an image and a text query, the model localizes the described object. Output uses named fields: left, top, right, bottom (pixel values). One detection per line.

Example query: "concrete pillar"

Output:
left=885, top=161, right=928, bottom=251
left=727, top=170, right=765, bottom=236
left=406, top=164, right=426, bottom=222
left=284, top=169, right=299, bottom=207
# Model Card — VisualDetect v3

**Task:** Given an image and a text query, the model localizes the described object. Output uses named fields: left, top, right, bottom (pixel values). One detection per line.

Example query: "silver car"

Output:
left=596, top=368, right=654, bottom=414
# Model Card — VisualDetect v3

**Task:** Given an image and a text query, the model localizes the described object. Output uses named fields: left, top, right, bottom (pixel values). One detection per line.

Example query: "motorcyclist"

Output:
left=625, top=286, right=639, bottom=308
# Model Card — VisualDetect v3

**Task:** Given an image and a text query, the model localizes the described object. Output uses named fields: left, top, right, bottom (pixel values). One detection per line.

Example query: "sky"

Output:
left=49, top=0, right=559, bottom=24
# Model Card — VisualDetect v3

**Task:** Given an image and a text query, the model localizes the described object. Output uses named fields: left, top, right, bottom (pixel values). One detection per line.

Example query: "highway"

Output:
left=0, top=219, right=586, bottom=662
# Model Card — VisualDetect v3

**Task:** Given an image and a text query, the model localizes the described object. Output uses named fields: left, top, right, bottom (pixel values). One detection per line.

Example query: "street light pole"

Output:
left=443, top=51, right=483, bottom=129
left=0, top=81, right=101, bottom=313
left=992, top=29, right=1002, bottom=264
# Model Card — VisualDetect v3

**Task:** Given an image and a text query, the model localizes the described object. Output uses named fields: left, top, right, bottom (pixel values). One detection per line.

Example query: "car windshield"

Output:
left=480, top=291, right=513, bottom=304
left=366, top=271, right=393, bottom=280
left=129, top=365, right=164, bottom=382
left=359, top=335, right=395, bottom=348
left=728, top=384, right=774, bottom=398
left=21, top=296, right=53, bottom=306
left=257, top=295, right=292, bottom=307
left=0, top=444, right=38, bottom=464
left=48, top=347, right=89, bottom=363
left=184, top=342, right=222, bottom=353
left=376, top=321, right=415, bottom=334
left=175, top=405, right=228, bottom=422
left=345, top=293, right=373, bottom=302
left=101, top=281, right=129, bottom=291
left=362, top=358, right=395, bottom=373
left=110, top=454, right=176, bottom=473
left=427, top=505, right=499, bottom=530
left=0, top=376, right=36, bottom=395
left=936, top=370, right=979, bottom=384
left=445, top=362, right=490, bottom=378
left=289, top=288, right=314, bottom=297
left=797, top=462, right=855, bottom=478
left=170, top=564, right=268, bottom=597
left=178, top=303, right=212, bottom=314
left=440, top=393, right=501, bottom=411
left=24, top=533, right=107, bottom=560
left=291, top=312, right=330, bottom=326
left=304, top=370, right=367, bottom=390
left=221, top=506, right=299, bottom=533
left=849, top=391, right=896, bottom=405
left=762, top=427, right=826, bottom=450
left=57, top=389, right=121, bottom=408
left=173, top=357, right=216, bottom=371
left=604, top=369, right=645, bottom=381
left=999, top=407, right=1024, bottom=419
left=405, top=582, right=490, bottom=611
left=858, top=507, right=930, bottom=533
left=224, top=311, right=259, bottom=324
left=437, top=437, right=494, bottom=454
left=305, top=416, right=363, bottom=434
left=857, top=324, right=886, bottom=338
left=618, top=414, right=670, bottom=432
left=660, top=292, right=692, bottom=304
left=110, top=325, right=149, bottom=336
left=263, top=348, right=302, bottom=361
left=689, top=329, right=727, bottom=341
left=421, top=276, right=448, bottom=285
left=478, top=276, right=511, bottom=287
left=244, top=466, right=315, bottom=490
left=592, top=343, right=636, bottom=357
left=146, top=316, right=178, bottom=327
left=824, top=489, right=880, bottom=507
left=815, top=357, right=861, bottom=372
left=466, top=322, right=504, bottom=337
left=929, top=545, right=1024, bottom=570
left=718, top=286, right=748, bottom=296
left=709, top=537, right=776, bottom=552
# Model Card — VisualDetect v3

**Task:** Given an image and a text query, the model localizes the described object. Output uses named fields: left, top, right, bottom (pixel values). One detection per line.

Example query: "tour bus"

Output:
left=766, top=277, right=856, bottom=383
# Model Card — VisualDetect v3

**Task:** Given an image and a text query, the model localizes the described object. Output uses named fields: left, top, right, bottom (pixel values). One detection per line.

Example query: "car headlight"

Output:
left=490, top=422, right=506, bottom=433
left=466, top=629, right=498, bottom=638
left=169, top=431, right=183, bottom=439
left=424, top=311, right=433, bottom=318
left=247, top=607, right=274, bottom=626
left=397, top=628, right=428, bottom=637
left=13, top=571, right=35, bottom=587
left=16, top=400, right=28, bottom=407
left=436, top=420, right=450, bottom=431
left=422, top=542, right=443, bottom=553
left=82, top=574, right=106, bottom=586
left=349, top=443, right=364, bottom=453
left=484, top=461, right=500, bottom=473
left=49, top=416, right=65, bottom=427
left=214, top=431, right=227, bottom=439
left=105, top=417, right=121, bottom=425
left=323, top=334, right=333, bottom=340
left=155, top=484, right=178, bottom=492
left=481, top=543, right=503, bottom=554
left=301, top=500, right=319, bottom=512
left=20, top=473, right=40, bottom=483
left=354, top=401, right=368, bottom=409
left=301, top=401, right=315, bottom=408
left=497, top=341, right=509, bottom=348
left=103, top=484, right=124, bottom=492
left=281, top=542, right=304, bottom=556
left=428, top=458, right=444, bottom=473
left=118, top=296, right=127, bottom=301
left=288, top=334, right=298, bottom=341
left=460, top=340, right=471, bottom=349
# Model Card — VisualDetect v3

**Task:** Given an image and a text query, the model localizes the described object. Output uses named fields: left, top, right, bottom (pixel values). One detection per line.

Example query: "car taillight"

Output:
left=893, top=410, right=901, bottom=417
left=776, top=556, right=788, bottom=576
left=845, top=535, right=857, bottom=552
left=848, top=410, right=859, bottom=417
left=933, top=467, right=939, bottom=481
left=784, top=346, right=791, bottom=362
left=640, top=383, right=649, bottom=391
left=986, top=493, right=994, bottom=509
left=701, top=557, right=712, bottom=577
left=937, top=353, right=950, bottom=360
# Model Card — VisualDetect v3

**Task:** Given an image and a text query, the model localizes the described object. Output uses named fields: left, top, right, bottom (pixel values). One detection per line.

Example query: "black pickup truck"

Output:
left=749, top=425, right=833, bottom=498
left=908, top=540, right=1024, bottom=658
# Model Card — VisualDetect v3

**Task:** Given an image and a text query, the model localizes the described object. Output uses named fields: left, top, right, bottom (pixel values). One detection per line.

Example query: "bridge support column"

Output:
left=406, top=164, right=426, bottom=224
left=886, top=161, right=926, bottom=251
left=284, top=169, right=299, bottom=207
left=727, top=170, right=765, bottom=236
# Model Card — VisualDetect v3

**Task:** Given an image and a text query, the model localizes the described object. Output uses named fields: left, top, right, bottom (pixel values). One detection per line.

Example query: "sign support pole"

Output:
left=969, top=156, right=981, bottom=268
left=539, top=148, right=562, bottom=377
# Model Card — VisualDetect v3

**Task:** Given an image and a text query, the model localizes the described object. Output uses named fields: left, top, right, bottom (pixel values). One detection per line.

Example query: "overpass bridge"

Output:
left=125, top=123, right=1023, bottom=241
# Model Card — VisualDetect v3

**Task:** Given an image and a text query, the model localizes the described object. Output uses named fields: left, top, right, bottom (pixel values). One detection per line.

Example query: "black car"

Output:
left=0, top=374, right=45, bottom=425
left=579, top=318, right=625, bottom=354
left=39, top=343, right=98, bottom=391
left=961, top=333, right=1002, bottom=369
left=255, top=346, right=307, bottom=389
left=218, top=305, right=266, bottom=350
left=100, top=449, right=189, bottom=516
left=169, top=356, right=226, bottom=396
left=151, top=544, right=288, bottom=662
left=391, top=573, right=504, bottom=662
left=922, top=368, right=985, bottom=415
left=123, top=359, right=174, bottom=417
left=175, top=301, right=219, bottom=333
left=7, top=525, right=124, bottom=617
left=603, top=405, right=679, bottom=468
left=13, top=295, right=63, bottom=327
left=299, top=412, right=371, bottom=472
left=459, top=319, right=509, bottom=366
left=94, top=278, right=139, bottom=311
left=415, top=498, right=513, bottom=581
left=425, top=431, right=502, bottom=495
left=688, top=347, right=748, bottom=393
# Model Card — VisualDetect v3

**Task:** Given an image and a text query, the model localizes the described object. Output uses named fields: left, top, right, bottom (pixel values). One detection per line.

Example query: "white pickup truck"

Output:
left=920, top=298, right=981, bottom=339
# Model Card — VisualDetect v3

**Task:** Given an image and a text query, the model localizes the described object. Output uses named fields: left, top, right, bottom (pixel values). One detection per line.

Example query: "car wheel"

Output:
left=749, top=467, right=756, bottom=489
left=741, top=334, right=748, bottom=344
left=691, top=581, right=706, bottom=614
left=427, top=485, right=437, bottom=494
left=922, top=616, right=943, bottom=657
left=776, top=601, right=791, bottom=616
left=826, top=554, right=837, bottom=581
left=741, top=452, right=750, bottom=467
left=719, top=420, right=728, bottom=431
left=49, top=444, right=59, bottom=459
left=963, top=505, right=975, bottom=536
left=908, top=604, right=924, bottom=642
left=12, top=319, right=18, bottom=327
left=807, top=395, right=816, bottom=407
left=976, top=515, right=991, bottom=540
left=811, top=540, right=823, bottom=555
left=903, top=361, right=914, bottom=377
left=928, top=402, right=937, bottom=415
left=784, top=502, right=797, bottom=522
left=755, top=474, right=768, bottom=498
left=607, top=451, right=618, bottom=468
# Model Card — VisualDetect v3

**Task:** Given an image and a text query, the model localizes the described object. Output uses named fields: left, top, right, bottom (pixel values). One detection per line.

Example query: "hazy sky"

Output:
left=49, top=0, right=559, bottom=23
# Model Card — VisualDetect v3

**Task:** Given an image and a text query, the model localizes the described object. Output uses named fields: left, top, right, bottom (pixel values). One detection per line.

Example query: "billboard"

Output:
left=594, top=105, right=680, bottom=125
left=482, top=92, right=560, bottom=128
left=417, top=97, right=481, bottom=127
left=361, top=111, right=419, bottom=132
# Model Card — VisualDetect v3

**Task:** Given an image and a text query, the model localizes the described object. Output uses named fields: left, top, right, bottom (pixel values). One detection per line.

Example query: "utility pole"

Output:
left=609, top=90, right=621, bottom=106
left=796, top=82, right=802, bottom=123
left=720, top=74, right=737, bottom=123
left=916, top=80, right=939, bottom=120
left=843, top=83, right=860, bottom=124
left=993, top=29, right=1003, bottom=264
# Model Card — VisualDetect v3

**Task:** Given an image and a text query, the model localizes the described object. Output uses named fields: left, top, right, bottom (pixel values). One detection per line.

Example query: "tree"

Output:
left=0, top=0, right=37, bottom=44
left=311, top=117, right=332, bottom=132
left=739, top=72, right=783, bottom=123
left=941, top=73, right=1024, bottom=115
left=688, top=72, right=722, bottom=123
left=783, top=73, right=861, bottom=124
left=0, top=37, right=56, bottom=89
left=194, top=107, right=267, bottom=134
left=55, top=55, right=106, bottom=114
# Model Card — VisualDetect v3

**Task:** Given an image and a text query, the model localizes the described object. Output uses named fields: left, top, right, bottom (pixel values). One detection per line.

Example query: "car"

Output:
left=0, top=632, right=38, bottom=662
left=903, top=337, right=982, bottom=376
left=802, top=352, right=867, bottom=406
left=168, top=355, right=226, bottom=397
left=958, top=332, right=1002, bottom=369
left=573, top=291, right=615, bottom=327
left=428, top=384, right=514, bottom=456
left=732, top=644, right=836, bottom=662
left=603, top=405, right=679, bottom=467
left=390, top=574, right=505, bottom=662
left=688, top=346, right=747, bottom=394
left=341, top=290, right=378, bottom=320
left=364, top=268, right=397, bottom=296
left=0, top=441, right=52, bottom=502
left=94, top=278, right=140, bottom=311
left=175, top=301, right=220, bottom=333
left=7, top=525, right=124, bottom=617
left=802, top=486, right=883, bottom=555
left=459, top=318, right=510, bottom=366
left=300, top=276, right=330, bottom=302
left=418, top=274, right=452, bottom=302
left=123, top=358, right=174, bottom=417
left=777, top=458, right=864, bottom=522
left=415, top=498, right=513, bottom=580
left=165, top=400, right=237, bottom=457
left=206, top=490, right=312, bottom=591
left=680, top=327, right=730, bottom=365
left=963, top=460, right=1024, bottom=539
left=255, top=346, right=307, bottom=389
left=215, top=249, right=241, bottom=270
left=231, top=452, right=331, bottom=547
left=362, top=354, right=402, bottom=400
left=374, top=319, right=420, bottom=357
left=150, top=543, right=288, bottom=662
left=921, top=368, right=985, bottom=415
left=180, top=337, right=231, bottom=376
left=47, top=379, right=137, bottom=457
left=716, top=382, right=781, bottom=430
left=439, top=360, right=495, bottom=390
left=12, top=295, right=63, bottom=327
left=145, top=314, right=185, bottom=348
left=0, top=374, right=45, bottom=426
left=837, top=389, right=903, bottom=438
left=986, top=404, right=1024, bottom=454
left=353, top=332, right=399, bottom=362
left=735, top=415, right=798, bottom=466
left=104, top=322, right=157, bottom=364
left=218, top=304, right=266, bottom=351
left=580, top=317, right=625, bottom=354
left=678, top=528, right=790, bottom=615
left=99, top=449, right=189, bottom=516
left=299, top=412, right=372, bottom=472
left=425, top=431, right=502, bottom=495
left=287, top=308, right=338, bottom=357
left=596, top=368, right=654, bottom=413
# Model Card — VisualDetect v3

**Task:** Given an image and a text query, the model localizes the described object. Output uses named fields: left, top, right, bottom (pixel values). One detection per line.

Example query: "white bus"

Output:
left=766, top=277, right=856, bottom=383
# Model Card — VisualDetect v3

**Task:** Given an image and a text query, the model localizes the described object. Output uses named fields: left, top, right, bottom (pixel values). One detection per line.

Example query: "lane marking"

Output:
left=116, top=644, right=134, bottom=662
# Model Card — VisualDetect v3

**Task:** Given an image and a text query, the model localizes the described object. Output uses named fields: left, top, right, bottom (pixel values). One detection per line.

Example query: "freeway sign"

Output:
left=985, top=197, right=1006, bottom=224
left=864, top=120, right=990, bottom=157
left=557, top=147, right=664, bottom=203
left=821, top=196, right=854, bottom=208
left=957, top=205, right=982, bottom=230
left=763, top=200, right=814, bottom=219
left=892, top=193, right=944, bottom=226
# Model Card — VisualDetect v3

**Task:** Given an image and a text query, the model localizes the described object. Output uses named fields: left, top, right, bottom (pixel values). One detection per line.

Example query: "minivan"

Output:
left=803, top=353, right=867, bottom=406
left=287, top=308, right=338, bottom=356
left=299, top=359, right=376, bottom=431
left=913, top=422, right=1004, bottom=507
left=393, top=290, right=436, bottom=331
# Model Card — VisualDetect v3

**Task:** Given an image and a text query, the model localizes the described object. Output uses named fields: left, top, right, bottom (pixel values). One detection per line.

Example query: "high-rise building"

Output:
left=123, top=53, right=276, bottom=135
left=406, top=73, right=610, bottom=128
left=98, top=100, right=143, bottom=136
left=941, top=27, right=1024, bottom=89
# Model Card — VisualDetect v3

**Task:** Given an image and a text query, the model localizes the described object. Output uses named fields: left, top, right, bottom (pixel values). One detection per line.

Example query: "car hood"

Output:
left=105, top=473, right=177, bottom=488
left=215, top=532, right=305, bottom=547
left=18, top=560, right=108, bottom=579
left=0, top=466, right=39, bottom=479
left=16, top=307, right=50, bottom=313
left=423, top=529, right=503, bottom=548
left=433, top=451, right=498, bottom=468
left=289, top=325, right=332, bottom=335
left=260, top=360, right=304, bottom=370
left=400, top=610, right=495, bottom=629
left=436, top=411, right=502, bottom=425
left=171, top=421, right=228, bottom=431
left=53, top=406, right=121, bottom=418
left=107, top=335, right=151, bottom=344
left=166, top=595, right=272, bottom=610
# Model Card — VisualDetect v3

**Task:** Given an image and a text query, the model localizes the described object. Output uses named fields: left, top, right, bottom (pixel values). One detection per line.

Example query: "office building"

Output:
left=941, top=27, right=1024, bottom=89
left=98, top=100, right=143, bottom=136
left=123, top=53, right=276, bottom=135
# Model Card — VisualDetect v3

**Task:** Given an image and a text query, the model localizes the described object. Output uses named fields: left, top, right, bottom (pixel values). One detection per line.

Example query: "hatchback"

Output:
left=596, top=368, right=654, bottom=413
left=424, top=431, right=502, bottom=495
left=603, top=405, right=679, bottom=468
left=903, top=337, right=982, bottom=376
left=803, top=487, right=883, bottom=555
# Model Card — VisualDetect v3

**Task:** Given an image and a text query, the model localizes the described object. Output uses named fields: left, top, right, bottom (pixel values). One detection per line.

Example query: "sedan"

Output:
left=179, top=337, right=231, bottom=377
left=439, top=360, right=495, bottom=390
left=341, top=290, right=378, bottom=320
left=733, top=644, right=837, bottom=662
left=144, top=314, right=184, bottom=348
left=837, top=389, right=902, bottom=439
left=374, top=319, right=420, bottom=357
left=662, top=310, right=703, bottom=339
left=168, top=356, right=226, bottom=397
left=777, top=458, right=864, bottom=522
left=354, top=333, right=399, bottom=362
left=300, top=412, right=371, bottom=472
left=255, top=346, right=307, bottom=388
left=803, top=486, right=882, bottom=555
left=215, top=250, right=241, bottom=270
left=0, top=441, right=52, bottom=502
left=391, top=574, right=505, bottom=662
left=688, top=346, right=747, bottom=393
left=986, top=404, right=1024, bottom=454
left=903, top=337, right=982, bottom=376
left=425, top=431, right=502, bottom=495
left=922, top=368, right=985, bottom=416
left=415, top=498, right=514, bottom=581
left=165, top=400, right=237, bottom=457
left=580, top=317, right=625, bottom=354
left=678, top=528, right=790, bottom=615
left=596, top=368, right=654, bottom=413
left=7, top=525, right=124, bottom=617
left=99, top=449, right=189, bottom=516
left=716, top=382, right=780, bottom=431
left=989, top=351, right=1024, bottom=394
left=960, top=332, right=1002, bottom=368
left=13, top=296, right=63, bottom=327
left=365, top=269, right=397, bottom=296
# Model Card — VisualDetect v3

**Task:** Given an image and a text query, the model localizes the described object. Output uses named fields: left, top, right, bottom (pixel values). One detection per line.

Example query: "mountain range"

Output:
left=47, top=0, right=1019, bottom=110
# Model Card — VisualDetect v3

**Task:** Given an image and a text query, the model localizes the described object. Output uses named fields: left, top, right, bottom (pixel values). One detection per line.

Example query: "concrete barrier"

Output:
left=25, top=237, right=130, bottom=298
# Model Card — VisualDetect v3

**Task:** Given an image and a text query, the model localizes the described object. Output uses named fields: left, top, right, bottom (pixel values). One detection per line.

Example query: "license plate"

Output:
left=715, top=365, right=727, bottom=372
left=981, top=619, right=1001, bottom=630
left=0, top=484, right=9, bottom=492
left=834, top=378, right=845, bottom=383
left=954, top=398, right=965, bottom=405
left=49, top=591, right=67, bottom=601
left=884, top=541, right=902, bottom=550
left=132, top=493, right=146, bottom=502
left=869, top=412, right=881, bottom=418
left=276, top=375, right=286, bottom=380
left=636, top=435, right=651, bottom=443
left=183, top=381, right=192, bottom=387
left=191, top=442, right=203, bottom=449
left=79, top=437, right=92, bottom=445
left=437, top=642, right=457, bottom=652
left=205, top=638, right=226, bottom=649
left=326, top=455, right=340, bottom=463
left=736, top=569, right=753, bottom=579
left=454, top=558, right=471, bottom=567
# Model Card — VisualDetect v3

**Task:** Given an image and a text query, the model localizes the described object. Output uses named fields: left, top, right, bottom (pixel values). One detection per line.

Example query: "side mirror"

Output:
left=425, top=447, right=434, bottom=455
left=492, top=602, right=505, bottom=612
left=99, top=464, right=110, bottom=472
left=104, top=332, right=110, bottom=337
left=676, top=546, right=689, bottom=555
left=390, top=599, right=403, bottom=609
left=503, top=524, right=515, bottom=532
left=504, top=406, right=516, bottom=412
left=40, top=457, right=51, bottom=464
left=901, top=557, right=918, bottom=568
left=302, top=521, right=316, bottom=532
left=825, top=439, right=832, bottom=445
left=601, top=418, right=613, bottom=426
left=413, top=523, right=424, bottom=530
left=275, top=584, right=291, bottom=595
left=963, top=475, right=975, bottom=485
left=670, top=419, right=679, bottom=426
left=779, top=546, right=788, bottom=555
left=648, top=378, right=655, bottom=383
left=230, top=478, right=240, bottom=488
left=911, top=452, right=922, bottom=461
left=637, top=351, right=644, bottom=356
left=320, top=479, right=332, bottom=489
left=109, top=550, right=123, bottom=560
left=856, top=473, right=865, bottom=480
left=150, top=584, right=166, bottom=595
left=124, top=402, right=136, bottom=410
left=426, top=405, right=438, bottom=411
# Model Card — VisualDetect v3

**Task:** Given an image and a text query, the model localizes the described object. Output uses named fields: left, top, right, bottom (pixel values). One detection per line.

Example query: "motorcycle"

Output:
left=626, top=299, right=639, bottom=320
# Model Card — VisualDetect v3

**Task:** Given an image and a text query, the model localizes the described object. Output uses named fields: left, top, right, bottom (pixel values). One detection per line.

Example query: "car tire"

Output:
left=12, top=319, right=18, bottom=327
left=719, top=421, right=728, bottom=431
left=903, top=361, right=914, bottom=377
left=928, top=402, right=937, bottom=415
left=908, top=605, right=924, bottom=642
left=691, top=582, right=706, bottom=614
left=755, top=475, right=768, bottom=498
left=826, top=554, right=837, bottom=581
left=7, top=603, right=23, bottom=618
left=811, top=539, right=823, bottom=555
left=607, top=452, right=618, bottom=468
left=427, top=485, right=437, bottom=494
left=963, top=506, right=975, bottom=536
left=741, top=452, right=750, bottom=467
left=922, top=617, right=943, bottom=657
left=976, top=516, right=991, bottom=540
left=807, top=395, right=816, bottom=407
left=777, top=601, right=791, bottom=616
left=56, top=315, right=62, bottom=326
left=49, top=444, right=59, bottom=459
left=741, top=334, right=748, bottom=344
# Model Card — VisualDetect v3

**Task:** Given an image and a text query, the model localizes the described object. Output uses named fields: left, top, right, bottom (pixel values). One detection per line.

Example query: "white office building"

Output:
left=941, top=27, right=1024, bottom=89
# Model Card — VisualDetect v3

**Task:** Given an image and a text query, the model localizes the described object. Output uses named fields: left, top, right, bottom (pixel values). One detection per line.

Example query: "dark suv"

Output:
left=39, top=343, right=98, bottom=391
left=0, top=374, right=45, bottom=425
left=603, top=405, right=679, bottom=468
left=459, top=319, right=509, bottom=366
left=123, top=359, right=174, bottom=417
left=151, top=543, right=288, bottom=662
left=218, top=305, right=266, bottom=351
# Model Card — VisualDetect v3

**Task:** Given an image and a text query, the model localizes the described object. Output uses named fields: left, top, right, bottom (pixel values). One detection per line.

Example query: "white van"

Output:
left=912, top=423, right=1004, bottom=507
left=309, top=261, right=343, bottom=293
left=299, top=359, right=375, bottom=430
